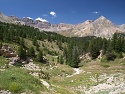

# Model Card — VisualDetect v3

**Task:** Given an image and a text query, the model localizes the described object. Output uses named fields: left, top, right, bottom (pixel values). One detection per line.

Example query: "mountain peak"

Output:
left=99, top=16, right=106, bottom=19
left=94, top=15, right=111, bottom=23
left=95, top=16, right=109, bottom=21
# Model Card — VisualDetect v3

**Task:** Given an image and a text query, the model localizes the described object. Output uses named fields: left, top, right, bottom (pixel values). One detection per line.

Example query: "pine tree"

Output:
left=0, top=42, right=2, bottom=49
left=20, top=37, right=25, bottom=46
left=115, top=36, right=122, bottom=53
left=102, top=38, right=108, bottom=54
left=59, top=55, right=64, bottom=64
left=29, top=47, right=35, bottom=57
left=0, top=42, right=2, bottom=56
left=111, top=33, right=118, bottom=51
left=33, top=37, right=37, bottom=46
left=18, top=45, right=26, bottom=59
left=88, top=39, right=100, bottom=59
left=70, top=47, right=80, bottom=68
left=37, top=51, right=43, bottom=62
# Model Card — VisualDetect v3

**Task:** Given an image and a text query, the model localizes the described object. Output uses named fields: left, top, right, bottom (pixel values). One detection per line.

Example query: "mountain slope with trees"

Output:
left=1, top=20, right=125, bottom=93
left=0, top=21, right=125, bottom=67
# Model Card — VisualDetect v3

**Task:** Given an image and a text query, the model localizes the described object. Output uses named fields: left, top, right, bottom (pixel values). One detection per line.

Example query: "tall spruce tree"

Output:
left=29, top=47, right=35, bottom=57
left=37, top=51, right=43, bottom=62
left=18, top=45, right=26, bottom=59
left=0, top=42, right=2, bottom=49
left=59, top=55, right=64, bottom=64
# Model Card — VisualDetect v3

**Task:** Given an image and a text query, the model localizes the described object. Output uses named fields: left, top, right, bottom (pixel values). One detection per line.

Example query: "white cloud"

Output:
left=27, top=17, right=33, bottom=19
left=35, top=17, right=48, bottom=22
left=92, top=11, right=100, bottom=14
left=50, top=11, right=56, bottom=17
left=23, top=17, right=33, bottom=20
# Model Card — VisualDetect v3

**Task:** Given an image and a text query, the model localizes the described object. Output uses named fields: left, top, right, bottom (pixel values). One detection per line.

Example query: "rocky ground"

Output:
left=22, top=62, right=125, bottom=94
left=84, top=73, right=125, bottom=94
left=1, top=56, right=125, bottom=94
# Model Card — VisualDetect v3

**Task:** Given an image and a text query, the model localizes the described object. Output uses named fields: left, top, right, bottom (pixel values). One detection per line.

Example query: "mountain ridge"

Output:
left=0, top=12, right=125, bottom=38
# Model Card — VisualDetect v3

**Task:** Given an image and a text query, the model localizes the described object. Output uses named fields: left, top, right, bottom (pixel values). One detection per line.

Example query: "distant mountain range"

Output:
left=0, top=12, right=125, bottom=38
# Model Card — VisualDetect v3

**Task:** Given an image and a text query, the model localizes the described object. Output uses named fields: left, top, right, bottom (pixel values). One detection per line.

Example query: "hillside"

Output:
left=0, top=16, right=125, bottom=94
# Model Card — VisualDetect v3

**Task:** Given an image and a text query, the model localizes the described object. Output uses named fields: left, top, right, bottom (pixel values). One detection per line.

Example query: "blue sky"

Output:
left=0, top=0, right=125, bottom=25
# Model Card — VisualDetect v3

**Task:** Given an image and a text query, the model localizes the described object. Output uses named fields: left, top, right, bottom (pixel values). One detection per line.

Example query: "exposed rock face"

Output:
left=1, top=45, right=17, bottom=58
left=119, top=24, right=125, bottom=32
left=70, top=16, right=122, bottom=38
left=72, top=20, right=93, bottom=37
left=0, top=12, right=15, bottom=23
left=21, top=17, right=34, bottom=26
left=34, top=20, right=51, bottom=30
left=42, top=23, right=74, bottom=32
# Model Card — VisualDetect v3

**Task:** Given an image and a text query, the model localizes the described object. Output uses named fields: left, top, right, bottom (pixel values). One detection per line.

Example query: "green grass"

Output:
left=46, top=64, right=74, bottom=77
left=0, top=56, right=8, bottom=67
left=50, top=71, right=96, bottom=89
left=101, top=64, right=110, bottom=68
left=119, top=59, right=125, bottom=65
left=52, top=86, right=73, bottom=94
left=0, top=67, right=46, bottom=93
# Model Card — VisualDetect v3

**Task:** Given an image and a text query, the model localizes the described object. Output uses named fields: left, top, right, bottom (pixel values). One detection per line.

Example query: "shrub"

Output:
left=106, top=52, right=116, bottom=61
left=9, top=82, right=20, bottom=93
left=101, top=64, right=110, bottom=68
left=39, top=70, right=50, bottom=80
left=115, top=52, right=123, bottom=58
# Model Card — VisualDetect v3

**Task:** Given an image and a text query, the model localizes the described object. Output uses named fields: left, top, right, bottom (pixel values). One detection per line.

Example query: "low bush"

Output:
left=9, top=82, right=20, bottom=93
left=101, top=64, right=110, bottom=68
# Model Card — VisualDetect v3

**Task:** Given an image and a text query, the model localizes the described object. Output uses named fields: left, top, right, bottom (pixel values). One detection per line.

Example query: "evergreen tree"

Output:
left=37, top=51, right=43, bottom=62
left=111, top=33, right=118, bottom=50
left=70, top=47, right=80, bottom=68
left=0, top=42, right=2, bottom=49
left=88, top=39, right=100, bottom=59
left=102, top=38, right=108, bottom=54
left=28, top=47, right=35, bottom=57
left=115, top=36, right=122, bottom=53
left=18, top=45, right=26, bottom=59
left=20, top=37, right=25, bottom=46
left=33, top=37, right=37, bottom=46
left=59, top=55, right=64, bottom=64
left=0, top=42, right=2, bottom=56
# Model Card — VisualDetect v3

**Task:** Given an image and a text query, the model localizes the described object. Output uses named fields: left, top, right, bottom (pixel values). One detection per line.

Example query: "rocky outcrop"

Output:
left=42, top=23, right=73, bottom=32
left=69, top=16, right=122, bottom=38
left=0, top=45, right=20, bottom=65
left=119, top=24, right=125, bottom=32
left=80, top=53, right=92, bottom=60
left=0, top=12, right=15, bottom=23
left=1, top=45, right=17, bottom=58
left=34, top=20, right=51, bottom=30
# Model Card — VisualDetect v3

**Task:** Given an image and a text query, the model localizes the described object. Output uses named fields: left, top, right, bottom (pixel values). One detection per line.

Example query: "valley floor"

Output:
left=1, top=58, right=125, bottom=94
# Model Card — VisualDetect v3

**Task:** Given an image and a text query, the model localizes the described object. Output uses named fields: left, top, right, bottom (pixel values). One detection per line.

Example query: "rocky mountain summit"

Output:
left=71, top=16, right=122, bottom=38
left=0, top=12, right=125, bottom=38
left=0, top=12, right=15, bottom=23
